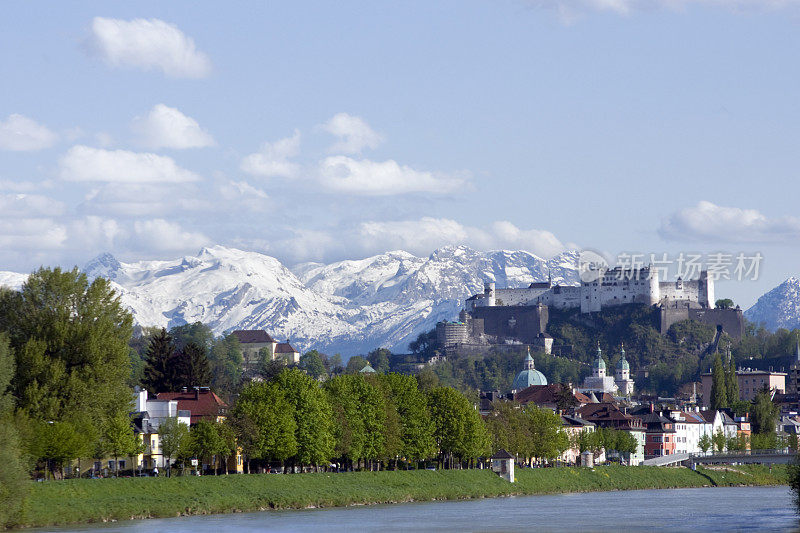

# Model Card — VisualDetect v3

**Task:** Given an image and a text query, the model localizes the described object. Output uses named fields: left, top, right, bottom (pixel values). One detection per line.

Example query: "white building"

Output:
left=580, top=344, right=619, bottom=395
left=669, top=410, right=713, bottom=454
left=133, top=388, right=191, bottom=469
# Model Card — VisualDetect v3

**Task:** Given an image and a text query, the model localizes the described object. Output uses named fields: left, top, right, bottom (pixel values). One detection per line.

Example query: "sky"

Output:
left=2, top=0, right=800, bottom=307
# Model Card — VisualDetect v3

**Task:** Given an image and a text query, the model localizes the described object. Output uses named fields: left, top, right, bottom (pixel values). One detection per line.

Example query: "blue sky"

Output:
left=2, top=0, right=800, bottom=307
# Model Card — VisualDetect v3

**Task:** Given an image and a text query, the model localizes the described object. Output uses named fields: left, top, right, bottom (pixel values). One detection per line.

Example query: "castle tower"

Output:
left=484, top=281, right=496, bottom=307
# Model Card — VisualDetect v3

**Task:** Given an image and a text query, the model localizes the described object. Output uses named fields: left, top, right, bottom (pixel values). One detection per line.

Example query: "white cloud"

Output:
left=88, top=17, right=211, bottom=78
left=0, top=179, right=53, bottom=192
left=318, top=156, right=467, bottom=195
left=526, top=0, right=799, bottom=20
left=132, top=219, right=209, bottom=252
left=273, top=217, right=569, bottom=262
left=0, top=194, right=65, bottom=218
left=659, top=200, right=800, bottom=243
left=67, top=216, right=125, bottom=251
left=0, top=218, right=68, bottom=250
left=132, top=104, right=215, bottom=149
left=0, top=114, right=58, bottom=151
left=321, top=113, right=383, bottom=154
left=79, top=183, right=208, bottom=217
left=240, top=131, right=301, bottom=178
left=59, top=145, right=200, bottom=183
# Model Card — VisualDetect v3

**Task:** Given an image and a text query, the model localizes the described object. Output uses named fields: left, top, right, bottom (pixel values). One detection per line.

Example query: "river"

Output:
left=38, top=486, right=796, bottom=532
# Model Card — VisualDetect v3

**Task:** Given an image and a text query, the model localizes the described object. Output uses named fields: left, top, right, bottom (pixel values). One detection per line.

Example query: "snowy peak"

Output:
left=745, top=276, right=800, bottom=331
left=84, top=252, right=122, bottom=281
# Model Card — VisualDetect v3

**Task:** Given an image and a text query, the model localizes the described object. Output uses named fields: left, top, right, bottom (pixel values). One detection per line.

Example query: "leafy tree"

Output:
left=216, top=421, right=238, bottom=474
left=102, top=412, right=138, bottom=475
left=170, top=322, right=214, bottom=353
left=486, top=401, right=528, bottom=458
left=698, top=433, right=712, bottom=453
left=524, top=405, right=569, bottom=462
left=712, top=429, right=727, bottom=453
left=345, top=355, right=368, bottom=374
left=367, top=348, right=391, bottom=374
left=34, top=420, right=89, bottom=479
left=788, top=433, right=799, bottom=452
left=751, top=385, right=779, bottom=436
left=190, top=419, right=225, bottom=474
left=0, top=333, right=28, bottom=528
left=715, top=299, right=734, bottom=309
left=427, top=387, right=489, bottom=467
left=275, top=369, right=335, bottom=468
left=416, top=366, right=440, bottom=392
left=173, top=342, right=213, bottom=389
left=300, top=350, right=327, bottom=379
left=233, top=381, right=297, bottom=467
left=208, top=333, right=244, bottom=399
left=259, top=357, right=286, bottom=382
left=379, top=373, right=435, bottom=463
left=328, top=354, right=344, bottom=375
left=408, top=329, right=438, bottom=358
left=710, top=352, right=728, bottom=411
left=142, top=328, right=176, bottom=393
left=0, top=267, right=133, bottom=425
left=158, top=417, right=190, bottom=476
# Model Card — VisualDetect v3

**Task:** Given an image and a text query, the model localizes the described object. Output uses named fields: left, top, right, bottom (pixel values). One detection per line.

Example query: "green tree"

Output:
left=300, top=350, right=327, bottom=379
left=712, top=429, right=726, bottom=453
left=208, top=333, right=244, bottom=399
left=158, top=417, right=190, bottom=476
left=1, top=267, right=133, bottom=426
left=751, top=385, right=779, bottom=436
left=173, top=342, right=213, bottom=389
left=142, top=328, right=176, bottom=393
left=102, top=412, right=138, bottom=475
left=698, top=433, right=712, bottom=453
left=715, top=298, right=734, bottom=309
left=427, top=387, right=488, bottom=467
left=379, top=373, right=435, bottom=463
left=216, top=421, right=238, bottom=474
left=345, top=355, right=368, bottom=374
left=170, top=322, right=214, bottom=352
left=726, top=355, right=739, bottom=407
left=524, top=405, right=569, bottom=462
left=275, top=369, right=335, bottom=468
left=34, top=420, right=88, bottom=479
left=710, top=352, right=728, bottom=411
left=190, top=419, right=225, bottom=474
left=0, top=332, right=28, bottom=528
left=259, top=357, right=286, bottom=382
left=367, top=348, right=392, bottom=374
left=233, top=381, right=297, bottom=468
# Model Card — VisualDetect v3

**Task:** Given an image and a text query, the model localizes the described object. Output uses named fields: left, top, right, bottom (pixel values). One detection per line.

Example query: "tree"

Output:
left=715, top=299, right=735, bottom=310
left=1, top=267, right=133, bottom=426
left=190, top=419, right=225, bottom=474
left=170, top=322, right=214, bottom=353
left=788, top=433, right=798, bottom=452
left=259, top=357, right=286, bottom=382
left=300, top=350, right=327, bottom=380
left=142, top=328, right=176, bottom=393
left=216, top=422, right=237, bottom=474
left=726, top=355, right=739, bottom=407
left=34, top=420, right=89, bottom=479
left=524, top=405, right=569, bottom=463
left=710, top=352, right=728, bottom=411
left=345, top=355, right=368, bottom=374
left=751, top=385, right=779, bottom=437
left=698, top=433, right=712, bottom=454
left=158, top=417, right=190, bottom=476
left=712, top=429, right=727, bottom=453
left=0, top=332, right=28, bottom=528
left=275, top=369, right=335, bottom=468
left=208, top=334, right=244, bottom=399
left=102, top=412, right=138, bottom=475
left=426, top=387, right=488, bottom=468
left=173, top=342, right=213, bottom=389
left=379, top=373, right=435, bottom=464
left=233, top=381, right=297, bottom=468
left=367, top=348, right=391, bottom=374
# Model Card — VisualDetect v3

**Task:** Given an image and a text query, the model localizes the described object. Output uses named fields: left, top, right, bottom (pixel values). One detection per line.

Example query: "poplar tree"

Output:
left=710, top=352, right=728, bottom=410
left=726, top=355, right=740, bottom=407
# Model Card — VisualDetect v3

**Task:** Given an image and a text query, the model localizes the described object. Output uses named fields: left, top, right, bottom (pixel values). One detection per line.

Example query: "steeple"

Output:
left=524, top=346, right=535, bottom=370
left=593, top=341, right=606, bottom=377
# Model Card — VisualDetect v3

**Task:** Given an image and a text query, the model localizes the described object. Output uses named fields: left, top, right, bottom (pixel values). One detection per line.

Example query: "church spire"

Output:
left=524, top=346, right=535, bottom=370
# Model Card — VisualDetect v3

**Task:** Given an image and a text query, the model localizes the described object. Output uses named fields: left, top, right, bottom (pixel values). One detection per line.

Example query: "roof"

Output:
left=156, top=389, right=228, bottom=424
left=638, top=412, right=676, bottom=433
left=231, top=330, right=276, bottom=344
left=512, top=368, right=547, bottom=390
left=577, top=403, right=643, bottom=430
left=492, top=449, right=514, bottom=459
left=275, top=342, right=298, bottom=353
left=514, top=384, right=584, bottom=407
left=359, top=364, right=377, bottom=373
left=562, top=415, right=595, bottom=428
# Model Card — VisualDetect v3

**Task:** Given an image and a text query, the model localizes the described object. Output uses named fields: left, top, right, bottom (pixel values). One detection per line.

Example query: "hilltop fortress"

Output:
left=437, top=266, right=744, bottom=354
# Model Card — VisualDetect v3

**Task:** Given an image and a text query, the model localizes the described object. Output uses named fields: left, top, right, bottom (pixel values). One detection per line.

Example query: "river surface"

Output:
left=39, top=486, right=797, bottom=532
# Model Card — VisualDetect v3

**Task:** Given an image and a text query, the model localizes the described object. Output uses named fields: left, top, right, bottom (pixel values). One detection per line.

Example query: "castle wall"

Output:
left=470, top=305, right=547, bottom=343
left=493, top=287, right=551, bottom=306
left=660, top=303, right=744, bottom=339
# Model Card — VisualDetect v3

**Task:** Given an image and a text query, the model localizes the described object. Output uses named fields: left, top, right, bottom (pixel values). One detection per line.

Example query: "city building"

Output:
left=700, top=368, right=786, bottom=407
left=580, top=344, right=619, bottom=395
left=639, top=412, right=676, bottom=459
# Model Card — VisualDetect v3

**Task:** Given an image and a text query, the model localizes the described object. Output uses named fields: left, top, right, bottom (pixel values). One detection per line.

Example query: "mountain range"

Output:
left=2, top=246, right=797, bottom=354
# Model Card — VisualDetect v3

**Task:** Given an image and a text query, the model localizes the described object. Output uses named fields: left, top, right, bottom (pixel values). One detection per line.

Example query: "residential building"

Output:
left=275, top=342, right=300, bottom=364
left=232, top=329, right=277, bottom=370
left=156, top=386, right=229, bottom=424
left=639, top=412, right=676, bottom=459
left=560, top=414, right=596, bottom=465
left=700, top=368, right=786, bottom=407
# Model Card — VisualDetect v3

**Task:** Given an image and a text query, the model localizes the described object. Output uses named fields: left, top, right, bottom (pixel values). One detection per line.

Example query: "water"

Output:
left=39, top=486, right=797, bottom=532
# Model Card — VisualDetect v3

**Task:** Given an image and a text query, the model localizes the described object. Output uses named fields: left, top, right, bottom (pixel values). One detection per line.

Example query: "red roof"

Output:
left=513, top=384, right=587, bottom=407
left=275, top=342, right=298, bottom=354
left=156, top=389, right=228, bottom=424
left=232, top=330, right=276, bottom=344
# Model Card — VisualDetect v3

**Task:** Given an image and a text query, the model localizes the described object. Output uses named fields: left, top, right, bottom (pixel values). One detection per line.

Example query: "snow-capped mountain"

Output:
left=745, top=277, right=800, bottom=332
left=0, top=245, right=580, bottom=355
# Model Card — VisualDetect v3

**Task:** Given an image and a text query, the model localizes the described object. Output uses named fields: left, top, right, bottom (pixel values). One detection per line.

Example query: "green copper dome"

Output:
left=593, top=344, right=606, bottom=370
left=616, top=345, right=630, bottom=371
left=512, top=350, right=547, bottom=390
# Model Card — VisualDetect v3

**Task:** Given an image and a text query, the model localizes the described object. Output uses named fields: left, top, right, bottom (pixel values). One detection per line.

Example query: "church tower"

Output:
left=615, top=343, right=634, bottom=396
left=593, top=342, right=606, bottom=379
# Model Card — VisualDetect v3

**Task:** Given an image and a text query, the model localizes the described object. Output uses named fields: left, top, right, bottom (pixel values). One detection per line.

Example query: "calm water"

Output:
left=39, top=486, right=797, bottom=532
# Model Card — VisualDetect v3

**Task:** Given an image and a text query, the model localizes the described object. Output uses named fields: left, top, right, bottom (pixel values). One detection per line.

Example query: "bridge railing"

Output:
left=690, top=449, right=795, bottom=459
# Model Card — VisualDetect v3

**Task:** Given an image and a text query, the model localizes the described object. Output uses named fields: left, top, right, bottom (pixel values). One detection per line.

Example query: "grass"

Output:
left=14, top=465, right=788, bottom=529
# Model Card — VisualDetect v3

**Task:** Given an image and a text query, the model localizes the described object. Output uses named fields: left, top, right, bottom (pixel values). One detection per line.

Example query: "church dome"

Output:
left=512, top=350, right=547, bottom=390
left=616, top=345, right=630, bottom=371
left=593, top=344, right=606, bottom=370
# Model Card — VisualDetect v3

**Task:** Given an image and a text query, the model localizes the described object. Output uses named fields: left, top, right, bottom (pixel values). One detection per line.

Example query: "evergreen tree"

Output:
left=710, top=352, right=728, bottom=410
left=726, top=353, right=739, bottom=407
left=173, top=342, right=213, bottom=389
left=751, top=385, right=779, bottom=436
left=142, top=328, right=176, bottom=393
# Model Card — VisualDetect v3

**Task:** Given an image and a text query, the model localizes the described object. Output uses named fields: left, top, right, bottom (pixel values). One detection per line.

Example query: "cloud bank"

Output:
left=0, top=114, right=58, bottom=151
left=132, top=104, right=215, bottom=149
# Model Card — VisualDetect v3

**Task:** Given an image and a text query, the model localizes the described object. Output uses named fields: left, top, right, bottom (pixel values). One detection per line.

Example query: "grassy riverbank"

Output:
left=14, top=465, right=788, bottom=529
